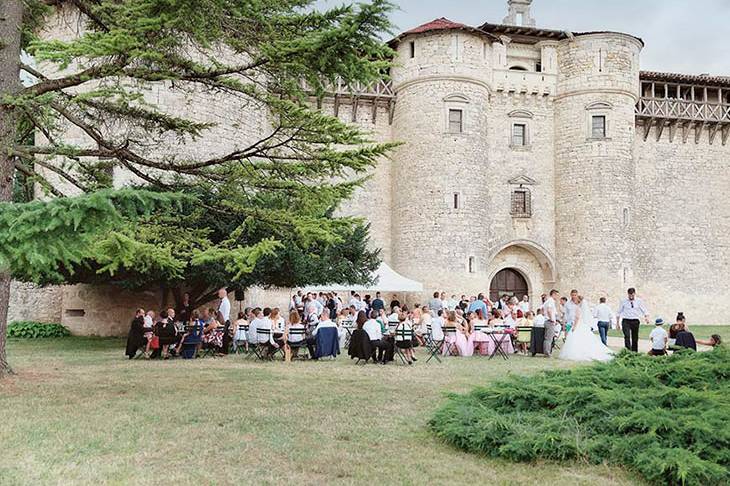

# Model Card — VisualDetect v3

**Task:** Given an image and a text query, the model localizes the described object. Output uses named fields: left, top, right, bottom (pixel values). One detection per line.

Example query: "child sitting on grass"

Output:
left=648, top=318, right=668, bottom=356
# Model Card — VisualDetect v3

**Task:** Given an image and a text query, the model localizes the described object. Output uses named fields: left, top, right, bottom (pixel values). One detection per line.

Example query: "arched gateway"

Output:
left=489, top=268, right=529, bottom=302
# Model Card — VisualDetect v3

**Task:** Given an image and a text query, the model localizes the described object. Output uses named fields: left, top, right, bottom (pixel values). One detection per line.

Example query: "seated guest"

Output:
left=125, top=308, right=147, bottom=359
left=363, top=310, right=391, bottom=364
left=394, top=312, right=416, bottom=365
left=202, top=307, right=223, bottom=352
left=178, top=310, right=205, bottom=358
left=649, top=318, right=668, bottom=356
left=253, top=309, right=280, bottom=357
left=307, top=309, right=339, bottom=359
left=143, top=310, right=155, bottom=356
left=431, top=309, right=445, bottom=343
left=153, top=310, right=178, bottom=359
left=284, top=310, right=306, bottom=359
left=233, top=311, right=249, bottom=351
left=247, top=307, right=264, bottom=343
left=533, top=308, right=546, bottom=328
left=488, top=308, right=504, bottom=328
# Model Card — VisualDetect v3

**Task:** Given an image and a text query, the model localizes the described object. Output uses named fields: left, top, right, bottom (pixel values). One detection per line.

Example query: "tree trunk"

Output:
left=0, top=0, right=25, bottom=377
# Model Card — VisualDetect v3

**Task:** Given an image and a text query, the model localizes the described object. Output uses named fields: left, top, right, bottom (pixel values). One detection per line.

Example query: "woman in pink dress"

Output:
left=454, top=313, right=474, bottom=357
left=470, top=309, right=491, bottom=355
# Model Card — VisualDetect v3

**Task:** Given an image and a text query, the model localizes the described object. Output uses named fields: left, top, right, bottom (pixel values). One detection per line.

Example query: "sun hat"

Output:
left=655, top=317, right=665, bottom=326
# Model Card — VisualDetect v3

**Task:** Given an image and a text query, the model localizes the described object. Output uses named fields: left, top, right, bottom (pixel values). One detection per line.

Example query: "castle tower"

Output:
left=388, top=19, right=495, bottom=297
left=553, top=33, right=643, bottom=297
left=503, top=0, right=536, bottom=27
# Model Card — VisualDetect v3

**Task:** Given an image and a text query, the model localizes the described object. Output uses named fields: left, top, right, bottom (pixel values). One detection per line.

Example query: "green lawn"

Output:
left=1, top=338, right=642, bottom=485
left=607, top=325, right=727, bottom=341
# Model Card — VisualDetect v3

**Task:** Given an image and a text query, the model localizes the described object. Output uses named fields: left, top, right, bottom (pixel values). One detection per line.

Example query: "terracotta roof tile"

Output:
left=389, top=18, right=499, bottom=46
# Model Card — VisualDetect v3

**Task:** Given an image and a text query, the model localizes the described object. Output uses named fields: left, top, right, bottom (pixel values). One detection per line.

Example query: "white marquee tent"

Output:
left=303, top=262, right=423, bottom=293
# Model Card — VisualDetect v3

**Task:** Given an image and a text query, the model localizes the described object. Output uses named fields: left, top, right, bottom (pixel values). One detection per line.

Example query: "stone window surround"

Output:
left=585, top=101, right=613, bottom=141
left=443, top=93, right=470, bottom=135
left=508, top=109, right=533, bottom=150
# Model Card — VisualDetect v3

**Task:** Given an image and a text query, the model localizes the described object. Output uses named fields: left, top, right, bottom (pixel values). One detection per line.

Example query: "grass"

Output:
left=0, top=338, right=644, bottom=486
left=607, top=325, right=726, bottom=341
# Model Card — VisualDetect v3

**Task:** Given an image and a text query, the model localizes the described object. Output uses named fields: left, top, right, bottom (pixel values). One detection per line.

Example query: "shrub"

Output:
left=430, top=347, right=730, bottom=485
left=7, top=321, right=71, bottom=338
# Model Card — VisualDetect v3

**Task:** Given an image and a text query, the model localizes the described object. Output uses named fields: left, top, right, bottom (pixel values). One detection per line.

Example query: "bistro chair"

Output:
left=233, top=323, right=249, bottom=355
left=442, top=326, right=458, bottom=356
left=425, top=324, right=443, bottom=363
left=286, top=327, right=309, bottom=360
left=515, top=326, right=533, bottom=354
left=255, top=328, right=282, bottom=360
left=393, top=325, right=415, bottom=365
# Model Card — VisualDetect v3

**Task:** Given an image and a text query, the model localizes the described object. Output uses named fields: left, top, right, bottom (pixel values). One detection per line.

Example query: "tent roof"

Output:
left=303, top=263, right=423, bottom=293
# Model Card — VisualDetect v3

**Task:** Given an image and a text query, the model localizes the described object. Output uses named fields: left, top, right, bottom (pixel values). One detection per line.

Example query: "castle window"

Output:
left=592, top=115, right=606, bottom=138
left=512, top=123, right=527, bottom=146
left=536, top=61, right=542, bottom=73
left=623, top=207, right=630, bottom=226
left=453, top=192, right=461, bottom=209
left=510, top=188, right=532, bottom=218
left=409, top=41, right=415, bottom=59
left=468, top=257, right=476, bottom=274
left=448, top=109, right=463, bottom=133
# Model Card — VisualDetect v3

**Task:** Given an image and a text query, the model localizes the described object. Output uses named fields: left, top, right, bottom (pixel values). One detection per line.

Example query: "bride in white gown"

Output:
left=559, top=295, right=614, bottom=362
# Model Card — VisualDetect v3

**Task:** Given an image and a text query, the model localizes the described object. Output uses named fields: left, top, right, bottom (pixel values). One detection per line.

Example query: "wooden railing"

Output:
left=636, top=97, right=730, bottom=123
left=302, top=77, right=395, bottom=99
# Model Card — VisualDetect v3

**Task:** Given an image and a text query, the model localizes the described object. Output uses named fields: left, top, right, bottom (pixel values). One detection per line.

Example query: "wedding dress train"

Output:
left=559, top=300, right=614, bottom=362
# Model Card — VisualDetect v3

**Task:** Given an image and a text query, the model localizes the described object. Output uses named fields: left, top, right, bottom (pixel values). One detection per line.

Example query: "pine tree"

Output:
left=0, top=0, right=396, bottom=377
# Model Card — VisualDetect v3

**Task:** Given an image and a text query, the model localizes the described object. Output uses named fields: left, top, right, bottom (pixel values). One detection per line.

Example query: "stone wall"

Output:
left=633, top=128, right=730, bottom=324
left=8, top=282, right=63, bottom=324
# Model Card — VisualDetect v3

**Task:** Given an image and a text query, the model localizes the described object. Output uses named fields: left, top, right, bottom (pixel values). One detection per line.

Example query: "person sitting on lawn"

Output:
left=673, top=320, right=722, bottom=351
left=125, top=308, right=147, bottom=359
left=648, top=318, right=668, bottom=356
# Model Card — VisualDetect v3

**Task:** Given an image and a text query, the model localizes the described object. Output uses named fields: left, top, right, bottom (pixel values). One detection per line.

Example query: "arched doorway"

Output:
left=489, top=268, right=528, bottom=302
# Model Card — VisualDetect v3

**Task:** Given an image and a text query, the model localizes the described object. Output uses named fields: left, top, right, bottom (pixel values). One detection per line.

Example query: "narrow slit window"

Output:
left=453, top=193, right=460, bottom=209
left=448, top=109, right=463, bottom=133
left=468, top=257, right=475, bottom=274
left=512, top=123, right=527, bottom=146
left=592, top=115, right=606, bottom=138
left=409, top=41, right=415, bottom=59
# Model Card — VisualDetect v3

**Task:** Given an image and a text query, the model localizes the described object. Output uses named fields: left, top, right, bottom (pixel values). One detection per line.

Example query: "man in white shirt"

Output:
left=648, top=318, right=668, bottom=356
left=593, top=297, right=615, bottom=345
left=617, top=287, right=650, bottom=352
left=430, top=310, right=445, bottom=341
left=363, top=310, right=391, bottom=364
left=542, top=289, right=559, bottom=356
left=306, top=310, right=338, bottom=358
left=533, top=308, right=546, bottom=328
left=218, top=288, right=231, bottom=324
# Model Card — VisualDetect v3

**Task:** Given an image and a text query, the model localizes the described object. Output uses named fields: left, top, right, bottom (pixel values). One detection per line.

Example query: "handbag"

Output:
left=150, top=335, right=160, bottom=349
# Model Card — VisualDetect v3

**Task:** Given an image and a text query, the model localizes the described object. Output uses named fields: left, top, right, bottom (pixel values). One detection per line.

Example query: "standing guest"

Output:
left=363, top=295, right=372, bottom=314
left=649, top=318, right=668, bottom=356
left=125, top=308, right=147, bottom=359
left=558, top=297, right=568, bottom=329
left=617, top=287, right=650, bottom=352
left=389, top=294, right=401, bottom=312
left=458, top=295, right=469, bottom=312
left=593, top=297, right=614, bottom=345
left=371, top=292, right=385, bottom=312
left=218, top=288, right=231, bottom=327
left=363, top=310, right=391, bottom=364
left=349, top=291, right=359, bottom=309
left=543, top=290, right=559, bottom=356
left=467, top=293, right=489, bottom=318
left=176, top=293, right=193, bottom=325
left=533, top=308, right=546, bottom=328
left=445, top=295, right=458, bottom=311
left=519, top=295, right=530, bottom=314
left=429, top=291, right=443, bottom=315
left=326, top=293, right=338, bottom=320
left=563, top=290, right=579, bottom=334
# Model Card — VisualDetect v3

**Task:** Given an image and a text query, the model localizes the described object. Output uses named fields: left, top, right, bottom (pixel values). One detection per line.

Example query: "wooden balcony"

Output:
left=303, top=77, right=395, bottom=123
left=635, top=77, right=730, bottom=144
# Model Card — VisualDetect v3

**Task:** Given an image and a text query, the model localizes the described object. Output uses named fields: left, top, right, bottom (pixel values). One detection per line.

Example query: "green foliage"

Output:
left=0, top=189, right=185, bottom=283
left=7, top=321, right=70, bottom=339
left=430, top=348, right=730, bottom=486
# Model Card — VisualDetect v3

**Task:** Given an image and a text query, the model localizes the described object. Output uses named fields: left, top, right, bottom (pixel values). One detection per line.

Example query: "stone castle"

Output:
left=10, top=0, right=730, bottom=332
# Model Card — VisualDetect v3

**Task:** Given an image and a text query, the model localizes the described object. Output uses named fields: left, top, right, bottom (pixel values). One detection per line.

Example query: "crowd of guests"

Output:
left=125, top=287, right=722, bottom=361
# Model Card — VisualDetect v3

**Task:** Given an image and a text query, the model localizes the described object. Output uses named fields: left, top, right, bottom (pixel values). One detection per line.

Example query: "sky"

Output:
left=317, top=0, right=730, bottom=76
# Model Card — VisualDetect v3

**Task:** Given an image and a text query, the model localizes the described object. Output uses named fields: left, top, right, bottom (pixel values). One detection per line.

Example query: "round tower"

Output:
left=389, top=19, right=495, bottom=298
left=553, top=32, right=643, bottom=297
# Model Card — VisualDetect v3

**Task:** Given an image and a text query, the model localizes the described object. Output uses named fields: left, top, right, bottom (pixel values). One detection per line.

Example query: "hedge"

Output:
left=7, top=321, right=71, bottom=338
left=430, top=347, right=729, bottom=485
